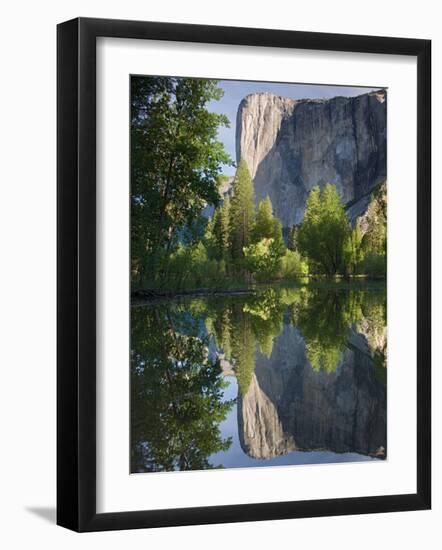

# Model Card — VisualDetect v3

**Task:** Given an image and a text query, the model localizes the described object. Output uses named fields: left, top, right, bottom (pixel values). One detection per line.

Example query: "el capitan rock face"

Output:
left=236, top=91, right=387, bottom=226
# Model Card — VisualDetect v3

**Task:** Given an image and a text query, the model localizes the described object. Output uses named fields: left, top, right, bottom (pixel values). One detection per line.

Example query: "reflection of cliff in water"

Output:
left=237, top=321, right=386, bottom=460
left=131, top=286, right=387, bottom=472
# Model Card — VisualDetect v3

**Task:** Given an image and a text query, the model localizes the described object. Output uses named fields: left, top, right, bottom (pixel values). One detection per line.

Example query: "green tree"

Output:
left=131, top=76, right=231, bottom=286
left=360, top=181, right=387, bottom=279
left=343, top=223, right=364, bottom=276
left=279, top=249, right=309, bottom=280
left=362, top=182, right=387, bottom=257
left=297, top=186, right=321, bottom=272
left=243, top=196, right=286, bottom=280
left=131, top=305, right=233, bottom=472
left=362, top=253, right=386, bottom=279
left=244, top=238, right=284, bottom=281
left=298, top=184, right=351, bottom=277
left=229, top=159, right=255, bottom=261
left=252, top=197, right=274, bottom=240
left=288, top=225, right=300, bottom=252
left=212, top=197, right=231, bottom=261
left=252, top=197, right=285, bottom=254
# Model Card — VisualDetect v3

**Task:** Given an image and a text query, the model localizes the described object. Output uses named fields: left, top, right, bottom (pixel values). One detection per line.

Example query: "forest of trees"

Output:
left=297, top=181, right=387, bottom=280
left=131, top=76, right=386, bottom=292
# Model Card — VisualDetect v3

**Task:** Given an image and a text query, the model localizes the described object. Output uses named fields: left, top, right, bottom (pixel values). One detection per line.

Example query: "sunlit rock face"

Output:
left=237, top=373, right=296, bottom=459
left=353, top=318, right=387, bottom=359
left=237, top=322, right=387, bottom=459
left=236, top=91, right=387, bottom=225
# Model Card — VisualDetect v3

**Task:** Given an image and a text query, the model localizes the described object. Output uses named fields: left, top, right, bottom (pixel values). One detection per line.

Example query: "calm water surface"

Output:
left=130, top=285, right=387, bottom=473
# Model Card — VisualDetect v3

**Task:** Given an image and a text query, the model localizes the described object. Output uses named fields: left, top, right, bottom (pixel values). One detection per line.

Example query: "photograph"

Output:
left=0, top=0, right=434, bottom=542
left=130, top=76, right=388, bottom=473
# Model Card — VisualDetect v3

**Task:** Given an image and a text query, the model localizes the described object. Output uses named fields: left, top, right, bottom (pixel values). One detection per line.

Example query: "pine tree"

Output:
left=297, top=186, right=321, bottom=273
left=252, top=195, right=285, bottom=259
left=242, top=197, right=286, bottom=281
left=252, top=197, right=275, bottom=242
left=212, top=197, right=230, bottom=261
left=288, top=225, right=299, bottom=252
left=321, top=184, right=351, bottom=275
left=229, top=159, right=255, bottom=261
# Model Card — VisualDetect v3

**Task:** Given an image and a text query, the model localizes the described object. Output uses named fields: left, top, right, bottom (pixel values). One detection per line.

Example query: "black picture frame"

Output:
left=57, top=17, right=431, bottom=532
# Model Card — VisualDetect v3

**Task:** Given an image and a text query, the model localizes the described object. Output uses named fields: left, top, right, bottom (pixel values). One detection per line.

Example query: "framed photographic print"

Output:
left=57, top=17, right=431, bottom=532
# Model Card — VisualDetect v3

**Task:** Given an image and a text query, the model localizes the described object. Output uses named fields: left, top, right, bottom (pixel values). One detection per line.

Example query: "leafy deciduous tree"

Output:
left=298, top=184, right=351, bottom=277
left=131, top=76, right=231, bottom=285
left=343, top=223, right=364, bottom=276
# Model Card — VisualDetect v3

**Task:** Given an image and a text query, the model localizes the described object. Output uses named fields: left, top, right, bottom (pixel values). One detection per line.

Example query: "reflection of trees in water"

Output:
left=206, top=298, right=255, bottom=396
left=205, top=289, right=288, bottom=395
left=292, top=288, right=386, bottom=374
left=205, top=286, right=387, bottom=392
left=131, top=306, right=234, bottom=473
left=293, top=289, right=358, bottom=373
left=244, top=289, right=285, bottom=357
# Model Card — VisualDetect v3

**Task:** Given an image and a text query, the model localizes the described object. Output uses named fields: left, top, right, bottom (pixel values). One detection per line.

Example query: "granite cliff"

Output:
left=235, top=90, right=387, bottom=226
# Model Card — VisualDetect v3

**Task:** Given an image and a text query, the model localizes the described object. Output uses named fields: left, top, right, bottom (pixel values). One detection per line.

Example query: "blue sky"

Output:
left=209, top=80, right=382, bottom=176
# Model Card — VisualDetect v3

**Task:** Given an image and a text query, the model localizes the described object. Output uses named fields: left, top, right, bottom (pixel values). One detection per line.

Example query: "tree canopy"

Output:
left=131, top=76, right=231, bottom=284
left=298, top=184, right=351, bottom=277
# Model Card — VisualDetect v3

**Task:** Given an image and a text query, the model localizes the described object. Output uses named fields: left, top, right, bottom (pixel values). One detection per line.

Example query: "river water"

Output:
left=130, top=284, right=387, bottom=473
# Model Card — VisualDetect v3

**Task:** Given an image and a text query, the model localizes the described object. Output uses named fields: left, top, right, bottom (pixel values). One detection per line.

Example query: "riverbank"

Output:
left=131, top=278, right=386, bottom=305
left=131, top=286, right=257, bottom=305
